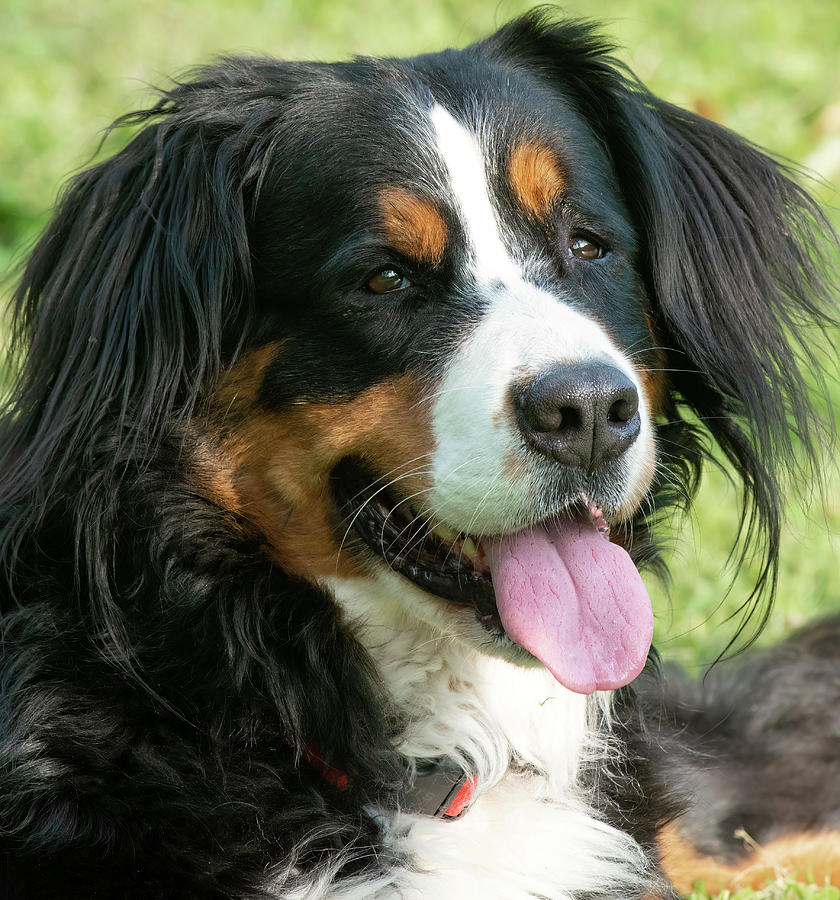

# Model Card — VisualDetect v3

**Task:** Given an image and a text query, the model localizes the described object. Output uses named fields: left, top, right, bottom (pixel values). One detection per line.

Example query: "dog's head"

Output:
left=8, top=13, right=836, bottom=694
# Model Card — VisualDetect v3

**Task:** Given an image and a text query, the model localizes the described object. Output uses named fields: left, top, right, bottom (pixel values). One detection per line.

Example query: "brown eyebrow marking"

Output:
left=508, top=141, right=566, bottom=222
left=379, top=188, right=448, bottom=265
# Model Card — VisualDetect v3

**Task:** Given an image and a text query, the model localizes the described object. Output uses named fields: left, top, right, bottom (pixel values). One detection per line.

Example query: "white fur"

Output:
left=429, top=104, right=522, bottom=285
left=273, top=573, right=656, bottom=899
left=429, top=280, right=655, bottom=533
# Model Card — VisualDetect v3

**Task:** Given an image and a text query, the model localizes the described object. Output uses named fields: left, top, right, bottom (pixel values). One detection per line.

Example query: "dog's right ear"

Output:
left=6, top=60, right=298, bottom=512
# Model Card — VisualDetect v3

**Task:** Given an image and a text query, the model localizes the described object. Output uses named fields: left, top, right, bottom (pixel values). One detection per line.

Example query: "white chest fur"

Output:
left=302, top=575, right=655, bottom=899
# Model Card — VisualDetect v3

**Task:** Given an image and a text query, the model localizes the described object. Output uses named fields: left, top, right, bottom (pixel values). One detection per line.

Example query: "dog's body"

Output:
left=644, top=615, right=840, bottom=893
left=0, top=13, right=837, bottom=899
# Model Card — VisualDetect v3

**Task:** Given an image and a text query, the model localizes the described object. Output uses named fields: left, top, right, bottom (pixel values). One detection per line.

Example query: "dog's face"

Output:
left=14, top=15, right=830, bottom=703
left=200, top=52, right=662, bottom=693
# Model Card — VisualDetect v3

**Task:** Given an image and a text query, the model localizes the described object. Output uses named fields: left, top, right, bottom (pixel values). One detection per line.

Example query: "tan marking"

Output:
left=213, top=340, right=285, bottom=416
left=636, top=311, right=668, bottom=419
left=637, top=365, right=668, bottom=422
left=616, top=317, right=666, bottom=521
left=189, top=343, right=285, bottom=520
left=616, top=447, right=658, bottom=523
left=582, top=308, right=668, bottom=425
left=191, top=435, right=244, bottom=516
left=192, top=349, right=433, bottom=581
left=508, top=141, right=565, bottom=222
left=379, top=188, right=447, bottom=265
left=659, top=822, right=840, bottom=893
left=501, top=447, right=531, bottom=485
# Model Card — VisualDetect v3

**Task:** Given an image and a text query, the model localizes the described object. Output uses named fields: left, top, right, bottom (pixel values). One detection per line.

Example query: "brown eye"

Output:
left=366, top=268, right=410, bottom=293
left=569, top=237, right=606, bottom=260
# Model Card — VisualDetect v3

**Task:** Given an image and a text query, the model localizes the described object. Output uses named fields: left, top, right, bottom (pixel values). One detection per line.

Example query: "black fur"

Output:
left=1, top=11, right=836, bottom=898
left=636, top=616, right=840, bottom=861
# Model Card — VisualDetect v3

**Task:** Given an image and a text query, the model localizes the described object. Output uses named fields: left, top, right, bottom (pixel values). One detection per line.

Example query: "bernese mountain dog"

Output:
left=1, top=11, right=837, bottom=899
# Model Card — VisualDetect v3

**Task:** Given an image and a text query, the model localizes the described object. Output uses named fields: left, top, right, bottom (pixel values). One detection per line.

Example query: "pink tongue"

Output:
left=484, top=519, right=653, bottom=694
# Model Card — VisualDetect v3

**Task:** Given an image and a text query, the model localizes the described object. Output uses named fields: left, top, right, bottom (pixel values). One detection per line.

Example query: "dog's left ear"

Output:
left=491, top=14, right=838, bottom=614
left=4, top=61, right=302, bottom=516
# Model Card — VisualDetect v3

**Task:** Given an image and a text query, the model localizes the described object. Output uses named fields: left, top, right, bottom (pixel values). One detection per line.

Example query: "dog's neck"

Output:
left=327, top=573, right=611, bottom=799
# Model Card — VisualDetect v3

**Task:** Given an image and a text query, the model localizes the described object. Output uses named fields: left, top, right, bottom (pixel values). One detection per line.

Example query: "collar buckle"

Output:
left=407, top=759, right=476, bottom=819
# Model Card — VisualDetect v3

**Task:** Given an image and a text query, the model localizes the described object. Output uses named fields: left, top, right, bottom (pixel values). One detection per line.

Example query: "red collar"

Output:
left=304, top=745, right=476, bottom=819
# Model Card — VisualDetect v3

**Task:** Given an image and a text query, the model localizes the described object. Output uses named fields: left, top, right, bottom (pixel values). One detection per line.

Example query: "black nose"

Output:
left=515, top=362, right=641, bottom=468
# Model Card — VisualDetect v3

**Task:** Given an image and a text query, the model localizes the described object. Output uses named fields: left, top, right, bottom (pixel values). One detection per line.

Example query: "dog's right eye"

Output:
left=366, top=269, right=411, bottom=294
left=568, top=237, right=606, bottom=260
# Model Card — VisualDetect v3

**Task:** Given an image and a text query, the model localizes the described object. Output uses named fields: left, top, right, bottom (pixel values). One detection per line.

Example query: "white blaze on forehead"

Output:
left=429, top=104, right=520, bottom=283
left=426, top=103, right=656, bottom=533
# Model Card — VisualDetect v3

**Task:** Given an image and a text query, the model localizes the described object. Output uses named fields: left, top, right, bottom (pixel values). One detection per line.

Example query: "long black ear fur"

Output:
left=1, top=62, right=298, bottom=602
left=2, top=60, right=329, bottom=533
left=488, top=11, right=840, bottom=645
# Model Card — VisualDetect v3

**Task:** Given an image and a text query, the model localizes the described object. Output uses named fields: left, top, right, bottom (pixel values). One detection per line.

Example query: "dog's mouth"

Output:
left=332, top=459, right=654, bottom=694
left=333, top=459, right=502, bottom=617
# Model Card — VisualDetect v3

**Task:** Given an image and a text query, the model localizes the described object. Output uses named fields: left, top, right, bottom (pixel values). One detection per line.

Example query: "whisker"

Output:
left=334, top=467, right=434, bottom=572
left=381, top=487, right=436, bottom=558
left=340, top=453, right=436, bottom=507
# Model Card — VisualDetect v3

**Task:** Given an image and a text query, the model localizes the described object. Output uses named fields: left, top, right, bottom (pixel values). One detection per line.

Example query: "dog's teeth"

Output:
left=431, top=522, right=458, bottom=542
left=461, top=537, right=478, bottom=559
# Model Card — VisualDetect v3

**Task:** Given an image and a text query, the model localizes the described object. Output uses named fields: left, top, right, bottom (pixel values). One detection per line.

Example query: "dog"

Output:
left=1, top=10, right=836, bottom=898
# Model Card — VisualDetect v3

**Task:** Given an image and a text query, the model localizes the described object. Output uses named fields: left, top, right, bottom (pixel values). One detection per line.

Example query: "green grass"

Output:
left=688, top=881, right=840, bottom=900
left=2, top=3, right=840, bottom=897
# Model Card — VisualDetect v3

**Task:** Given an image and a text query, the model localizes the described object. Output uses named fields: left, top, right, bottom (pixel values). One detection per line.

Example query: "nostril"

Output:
left=537, top=405, right=581, bottom=435
left=607, top=392, right=639, bottom=425
left=555, top=406, right=581, bottom=433
left=607, top=400, right=629, bottom=424
left=518, top=392, right=582, bottom=435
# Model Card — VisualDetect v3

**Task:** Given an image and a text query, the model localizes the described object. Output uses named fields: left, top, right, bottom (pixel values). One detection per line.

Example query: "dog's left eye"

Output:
left=366, top=269, right=411, bottom=294
left=568, top=237, right=606, bottom=260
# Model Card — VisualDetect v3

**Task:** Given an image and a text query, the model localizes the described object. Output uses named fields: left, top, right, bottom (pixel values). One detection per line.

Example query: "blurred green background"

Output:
left=2, top=0, right=839, bottom=672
